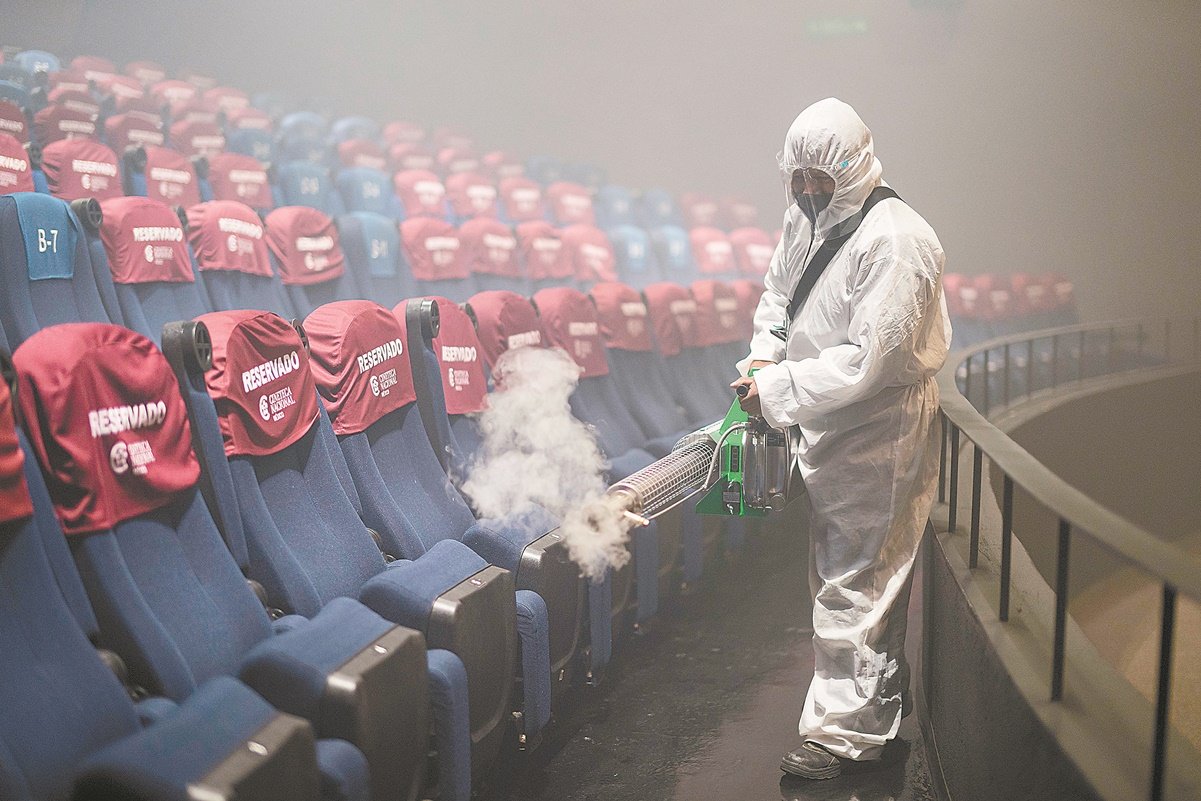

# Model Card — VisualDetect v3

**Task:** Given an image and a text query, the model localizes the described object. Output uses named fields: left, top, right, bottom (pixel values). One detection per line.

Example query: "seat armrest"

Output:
left=74, top=676, right=321, bottom=801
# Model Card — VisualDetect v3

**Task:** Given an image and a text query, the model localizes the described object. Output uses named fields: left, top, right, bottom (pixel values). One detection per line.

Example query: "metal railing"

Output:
left=935, top=315, right=1201, bottom=801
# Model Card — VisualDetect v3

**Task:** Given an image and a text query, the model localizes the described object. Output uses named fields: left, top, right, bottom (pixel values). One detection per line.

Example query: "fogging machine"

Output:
left=608, top=370, right=793, bottom=523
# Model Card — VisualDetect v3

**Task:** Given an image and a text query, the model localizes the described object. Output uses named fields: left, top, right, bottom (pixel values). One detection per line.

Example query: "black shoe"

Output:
left=780, top=741, right=841, bottom=780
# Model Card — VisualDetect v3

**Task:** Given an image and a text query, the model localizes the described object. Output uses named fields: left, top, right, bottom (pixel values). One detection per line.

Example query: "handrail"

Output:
left=933, top=313, right=1201, bottom=801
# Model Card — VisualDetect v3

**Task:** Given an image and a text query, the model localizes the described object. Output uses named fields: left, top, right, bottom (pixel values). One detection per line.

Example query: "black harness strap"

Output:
left=772, top=185, right=902, bottom=341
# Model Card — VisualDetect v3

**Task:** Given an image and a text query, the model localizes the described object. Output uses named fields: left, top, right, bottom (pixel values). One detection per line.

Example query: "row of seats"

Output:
left=943, top=272, right=1078, bottom=348
left=0, top=43, right=1081, bottom=801
left=0, top=183, right=761, bottom=800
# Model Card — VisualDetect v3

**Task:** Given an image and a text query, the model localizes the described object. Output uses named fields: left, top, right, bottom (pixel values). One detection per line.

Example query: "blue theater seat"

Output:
left=206, top=151, right=275, bottom=213
left=274, top=160, right=344, bottom=217
left=590, top=281, right=707, bottom=585
left=94, top=196, right=211, bottom=344
left=277, top=111, right=328, bottom=163
left=532, top=287, right=662, bottom=618
left=0, top=193, right=130, bottom=349
left=1, top=345, right=367, bottom=801
left=185, top=199, right=295, bottom=317
left=594, top=184, right=636, bottom=229
left=459, top=217, right=525, bottom=294
left=122, top=145, right=204, bottom=209
left=330, top=115, right=380, bottom=145
left=607, top=223, right=659, bottom=289
left=650, top=224, right=696, bottom=284
left=305, top=299, right=558, bottom=733
left=337, top=210, right=411, bottom=306
left=264, top=205, right=364, bottom=318
left=179, top=309, right=516, bottom=784
left=335, top=166, right=403, bottom=218
left=225, top=126, right=277, bottom=165
left=637, top=187, right=684, bottom=229
left=400, top=216, right=475, bottom=302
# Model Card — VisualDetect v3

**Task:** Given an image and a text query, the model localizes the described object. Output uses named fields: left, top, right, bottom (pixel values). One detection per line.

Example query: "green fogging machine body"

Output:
left=607, top=370, right=793, bottom=524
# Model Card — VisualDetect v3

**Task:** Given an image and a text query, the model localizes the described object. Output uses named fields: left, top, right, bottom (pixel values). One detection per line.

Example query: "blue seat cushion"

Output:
left=358, top=539, right=488, bottom=628
left=238, top=596, right=397, bottom=721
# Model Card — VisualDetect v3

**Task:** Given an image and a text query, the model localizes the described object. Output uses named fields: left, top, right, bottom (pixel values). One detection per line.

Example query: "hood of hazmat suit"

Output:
left=742, top=98, right=951, bottom=760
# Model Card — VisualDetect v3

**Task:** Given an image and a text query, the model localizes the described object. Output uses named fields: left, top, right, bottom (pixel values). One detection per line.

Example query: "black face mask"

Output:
left=794, top=191, right=833, bottom=225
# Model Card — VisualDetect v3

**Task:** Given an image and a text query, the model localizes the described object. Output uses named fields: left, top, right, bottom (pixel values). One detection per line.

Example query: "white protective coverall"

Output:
left=741, top=98, right=950, bottom=760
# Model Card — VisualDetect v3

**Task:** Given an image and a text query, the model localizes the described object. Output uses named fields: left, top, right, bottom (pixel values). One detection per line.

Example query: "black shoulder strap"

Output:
left=783, top=185, right=902, bottom=323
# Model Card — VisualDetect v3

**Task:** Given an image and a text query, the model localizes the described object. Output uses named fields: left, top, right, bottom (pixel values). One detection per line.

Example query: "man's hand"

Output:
left=731, top=361, right=774, bottom=416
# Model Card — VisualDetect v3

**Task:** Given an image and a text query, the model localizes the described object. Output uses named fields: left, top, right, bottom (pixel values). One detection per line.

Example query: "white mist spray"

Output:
left=461, top=346, right=633, bottom=580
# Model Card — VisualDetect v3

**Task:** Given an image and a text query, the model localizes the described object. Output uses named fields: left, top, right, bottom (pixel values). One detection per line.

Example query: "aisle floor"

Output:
left=482, top=525, right=939, bottom=801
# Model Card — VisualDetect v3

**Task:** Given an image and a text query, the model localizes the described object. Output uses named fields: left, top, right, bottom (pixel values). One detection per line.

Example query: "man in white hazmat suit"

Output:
left=732, top=97, right=950, bottom=780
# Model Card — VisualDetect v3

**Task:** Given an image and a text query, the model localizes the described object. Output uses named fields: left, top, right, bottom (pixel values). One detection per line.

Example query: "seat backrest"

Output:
left=334, top=166, right=400, bottom=218
left=38, top=138, right=122, bottom=202
left=0, top=193, right=127, bottom=348
left=0, top=131, right=35, bottom=193
left=607, top=223, right=658, bottom=288
left=0, top=99, right=29, bottom=146
left=679, top=192, right=720, bottom=229
left=444, top=172, right=498, bottom=223
left=424, top=297, right=489, bottom=475
left=330, top=117, right=380, bottom=145
left=277, top=111, right=328, bottom=163
left=637, top=187, right=683, bottom=229
left=265, top=205, right=361, bottom=318
left=387, top=142, right=435, bottom=174
left=382, top=120, right=426, bottom=147
left=458, top=217, right=523, bottom=294
left=720, top=195, right=759, bottom=230
left=186, top=200, right=294, bottom=316
left=307, top=301, right=476, bottom=555
left=392, top=169, right=448, bottom=220
left=545, top=181, right=595, bottom=226
left=533, top=286, right=644, bottom=456
left=0, top=365, right=143, bottom=801
left=690, top=226, right=737, bottom=278
left=12, top=49, right=61, bottom=78
left=643, top=281, right=718, bottom=422
left=594, top=184, right=635, bottom=229
left=224, top=126, right=276, bottom=166
left=467, top=289, right=545, bottom=374
left=192, top=310, right=388, bottom=617
left=730, top=278, right=764, bottom=342
left=32, top=103, right=99, bottom=148
left=274, top=161, right=342, bottom=217
left=562, top=162, right=606, bottom=192
left=337, top=210, right=409, bottom=306
left=516, top=220, right=570, bottom=293
left=104, top=112, right=165, bottom=153
left=497, top=176, right=546, bottom=224
left=649, top=223, right=695, bottom=283
left=480, top=149, right=523, bottom=182
left=334, top=138, right=388, bottom=171
left=124, top=60, right=166, bottom=84
left=691, top=279, right=745, bottom=354
left=400, top=216, right=474, bottom=302
left=168, top=118, right=225, bottom=160
left=205, top=152, right=273, bottom=212
left=589, top=281, right=687, bottom=439
left=728, top=226, right=774, bottom=278
left=524, top=155, right=562, bottom=186
left=435, top=147, right=480, bottom=177
left=559, top=223, right=617, bottom=288
left=13, top=323, right=272, bottom=701
left=96, top=196, right=210, bottom=344
left=126, top=145, right=202, bottom=209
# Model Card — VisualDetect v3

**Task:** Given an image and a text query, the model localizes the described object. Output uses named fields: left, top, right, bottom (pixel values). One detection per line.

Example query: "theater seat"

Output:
left=0, top=193, right=128, bottom=349
left=335, top=166, right=402, bottom=218
left=186, top=199, right=295, bottom=317
left=649, top=223, right=696, bottom=284
left=516, top=220, right=571, bottom=294
left=305, top=299, right=557, bottom=734
left=5, top=338, right=370, bottom=801
left=122, top=145, right=203, bottom=209
left=36, top=137, right=122, bottom=202
left=94, top=196, right=210, bottom=344
left=274, top=161, right=344, bottom=217
left=400, top=216, right=475, bottom=301
left=607, top=223, right=659, bottom=289
left=265, top=205, right=364, bottom=317
left=337, top=210, right=411, bottom=306
left=459, top=216, right=524, bottom=294
left=532, top=286, right=663, bottom=619
left=180, top=309, right=514, bottom=784
left=205, top=151, right=274, bottom=212
left=560, top=223, right=617, bottom=290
